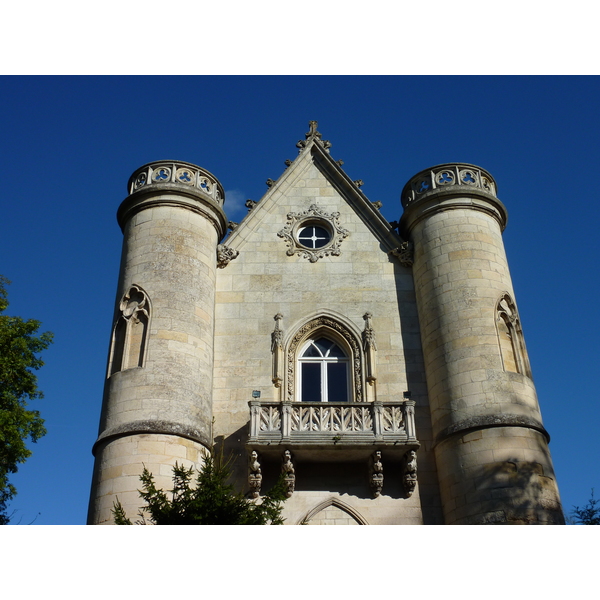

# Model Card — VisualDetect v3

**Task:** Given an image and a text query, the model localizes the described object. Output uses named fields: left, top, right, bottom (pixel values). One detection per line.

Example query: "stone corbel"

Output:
left=370, top=451, right=384, bottom=498
left=271, top=313, right=284, bottom=392
left=402, top=450, right=417, bottom=497
left=248, top=450, right=262, bottom=498
left=282, top=450, right=295, bottom=498
left=362, top=313, right=377, bottom=396
left=389, top=241, right=414, bottom=268
left=217, top=244, right=239, bottom=269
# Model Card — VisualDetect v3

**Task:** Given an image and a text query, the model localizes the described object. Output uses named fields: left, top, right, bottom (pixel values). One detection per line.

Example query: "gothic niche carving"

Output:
left=217, top=244, right=239, bottom=269
left=496, top=293, right=531, bottom=377
left=108, top=284, right=150, bottom=376
left=248, top=451, right=262, bottom=498
left=370, top=451, right=384, bottom=498
left=277, top=204, right=349, bottom=263
left=402, top=450, right=417, bottom=497
left=287, top=317, right=363, bottom=403
left=282, top=450, right=295, bottom=497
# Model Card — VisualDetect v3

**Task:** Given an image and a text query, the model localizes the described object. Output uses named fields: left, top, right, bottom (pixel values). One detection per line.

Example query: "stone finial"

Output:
left=217, top=244, right=239, bottom=269
left=271, top=313, right=284, bottom=353
left=266, top=178, right=276, bottom=187
left=245, top=199, right=257, bottom=211
left=284, top=159, right=292, bottom=167
left=402, top=450, right=417, bottom=497
left=354, top=179, right=364, bottom=188
left=282, top=450, right=295, bottom=497
left=248, top=450, right=262, bottom=498
left=362, top=312, right=377, bottom=352
left=227, top=221, right=239, bottom=231
left=371, top=201, right=382, bottom=210
left=296, top=121, right=331, bottom=153
left=371, top=451, right=384, bottom=498
left=336, top=159, right=344, bottom=166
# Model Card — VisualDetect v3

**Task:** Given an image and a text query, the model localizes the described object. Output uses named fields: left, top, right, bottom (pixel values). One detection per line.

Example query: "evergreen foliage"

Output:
left=0, top=276, right=53, bottom=524
left=571, top=489, right=600, bottom=525
left=113, top=448, right=286, bottom=525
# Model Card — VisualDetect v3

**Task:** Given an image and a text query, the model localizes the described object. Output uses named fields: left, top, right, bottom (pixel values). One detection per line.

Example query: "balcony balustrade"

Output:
left=248, top=400, right=418, bottom=460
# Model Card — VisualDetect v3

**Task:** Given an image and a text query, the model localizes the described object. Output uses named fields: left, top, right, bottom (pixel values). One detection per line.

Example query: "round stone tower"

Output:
left=87, top=161, right=227, bottom=524
left=400, top=164, right=563, bottom=524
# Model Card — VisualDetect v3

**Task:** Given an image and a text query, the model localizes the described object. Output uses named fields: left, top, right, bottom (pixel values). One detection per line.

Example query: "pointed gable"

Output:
left=224, top=121, right=402, bottom=255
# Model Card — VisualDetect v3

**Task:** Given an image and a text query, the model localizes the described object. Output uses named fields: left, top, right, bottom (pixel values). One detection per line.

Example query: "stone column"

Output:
left=400, top=164, right=563, bottom=524
left=87, top=161, right=227, bottom=524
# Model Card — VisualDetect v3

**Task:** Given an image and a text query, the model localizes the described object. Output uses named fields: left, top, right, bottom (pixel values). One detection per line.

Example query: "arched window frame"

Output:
left=298, top=337, right=352, bottom=403
left=108, top=284, right=151, bottom=376
left=285, top=315, right=365, bottom=403
left=495, top=292, right=531, bottom=378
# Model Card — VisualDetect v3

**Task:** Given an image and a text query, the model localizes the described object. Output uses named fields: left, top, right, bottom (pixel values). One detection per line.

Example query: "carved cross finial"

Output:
left=297, top=121, right=331, bottom=153
left=306, top=120, right=320, bottom=139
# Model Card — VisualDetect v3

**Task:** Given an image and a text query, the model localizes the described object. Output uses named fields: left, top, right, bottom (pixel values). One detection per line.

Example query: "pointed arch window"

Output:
left=299, top=338, right=350, bottom=402
left=496, top=293, right=531, bottom=378
left=284, top=315, right=366, bottom=403
left=108, top=285, right=150, bottom=376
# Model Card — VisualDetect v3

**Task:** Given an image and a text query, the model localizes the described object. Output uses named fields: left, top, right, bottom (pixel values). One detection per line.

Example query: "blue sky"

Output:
left=1, top=75, right=599, bottom=525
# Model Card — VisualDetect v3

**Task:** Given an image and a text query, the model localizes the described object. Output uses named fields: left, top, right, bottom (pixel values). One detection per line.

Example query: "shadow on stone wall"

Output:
left=444, top=429, right=565, bottom=524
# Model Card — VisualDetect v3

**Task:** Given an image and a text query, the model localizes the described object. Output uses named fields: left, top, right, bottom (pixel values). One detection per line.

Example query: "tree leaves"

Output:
left=113, top=448, right=286, bottom=525
left=0, top=276, right=53, bottom=524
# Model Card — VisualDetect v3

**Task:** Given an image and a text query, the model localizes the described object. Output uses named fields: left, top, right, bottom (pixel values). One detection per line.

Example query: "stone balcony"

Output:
left=247, top=400, right=419, bottom=462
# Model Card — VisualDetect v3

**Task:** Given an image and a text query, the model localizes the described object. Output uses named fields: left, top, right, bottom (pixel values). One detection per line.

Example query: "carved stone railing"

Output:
left=401, top=163, right=497, bottom=209
left=127, top=160, right=224, bottom=207
left=248, top=401, right=417, bottom=446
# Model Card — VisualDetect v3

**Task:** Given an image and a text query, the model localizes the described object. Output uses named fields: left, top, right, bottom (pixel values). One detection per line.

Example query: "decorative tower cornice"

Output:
left=118, top=160, right=228, bottom=238
left=400, top=163, right=507, bottom=238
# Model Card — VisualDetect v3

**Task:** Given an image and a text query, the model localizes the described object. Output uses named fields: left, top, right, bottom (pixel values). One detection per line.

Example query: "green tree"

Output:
left=571, top=489, right=600, bottom=525
left=113, top=448, right=286, bottom=525
left=0, top=276, right=53, bottom=524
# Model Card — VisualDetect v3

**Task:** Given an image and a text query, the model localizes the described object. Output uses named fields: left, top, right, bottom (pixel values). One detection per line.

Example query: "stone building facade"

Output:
left=87, top=122, right=564, bottom=525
